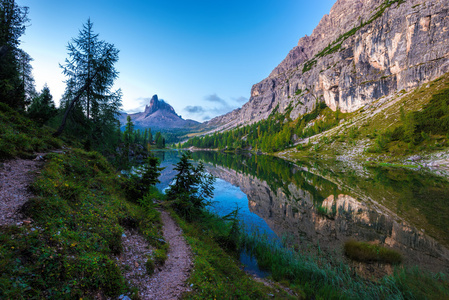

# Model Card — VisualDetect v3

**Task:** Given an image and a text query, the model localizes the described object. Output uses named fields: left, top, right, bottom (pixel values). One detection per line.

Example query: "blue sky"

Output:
left=16, top=0, right=335, bottom=122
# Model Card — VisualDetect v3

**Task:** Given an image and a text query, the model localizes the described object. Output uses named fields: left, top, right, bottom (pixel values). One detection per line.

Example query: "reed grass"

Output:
left=241, top=230, right=449, bottom=299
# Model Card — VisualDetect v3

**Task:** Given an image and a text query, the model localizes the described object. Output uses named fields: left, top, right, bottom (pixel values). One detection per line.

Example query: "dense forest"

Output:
left=183, top=101, right=344, bottom=152
left=184, top=84, right=449, bottom=157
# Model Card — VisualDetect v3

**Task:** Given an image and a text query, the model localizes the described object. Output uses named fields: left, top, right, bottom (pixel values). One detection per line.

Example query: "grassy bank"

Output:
left=0, top=102, right=62, bottom=160
left=170, top=211, right=300, bottom=299
left=0, top=148, right=165, bottom=299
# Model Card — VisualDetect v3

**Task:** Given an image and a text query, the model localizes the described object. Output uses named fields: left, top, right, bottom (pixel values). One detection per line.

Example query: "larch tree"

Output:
left=57, top=18, right=122, bottom=151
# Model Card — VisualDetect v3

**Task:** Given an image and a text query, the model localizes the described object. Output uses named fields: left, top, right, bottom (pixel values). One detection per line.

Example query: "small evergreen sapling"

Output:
left=125, top=154, right=164, bottom=202
left=166, top=152, right=215, bottom=220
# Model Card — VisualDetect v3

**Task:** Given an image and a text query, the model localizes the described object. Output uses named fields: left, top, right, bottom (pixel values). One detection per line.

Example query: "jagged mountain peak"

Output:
left=120, top=95, right=199, bottom=131
left=144, top=95, right=177, bottom=116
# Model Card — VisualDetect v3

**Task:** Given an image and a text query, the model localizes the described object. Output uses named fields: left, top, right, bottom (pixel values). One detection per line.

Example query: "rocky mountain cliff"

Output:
left=119, top=95, right=199, bottom=130
left=206, top=0, right=449, bottom=131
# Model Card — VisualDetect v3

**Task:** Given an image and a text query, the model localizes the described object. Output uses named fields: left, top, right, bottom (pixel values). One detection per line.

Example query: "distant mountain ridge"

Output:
left=119, top=95, right=199, bottom=130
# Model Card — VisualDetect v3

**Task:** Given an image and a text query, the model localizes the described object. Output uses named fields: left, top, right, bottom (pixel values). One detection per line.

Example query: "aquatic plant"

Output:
left=344, top=240, right=402, bottom=264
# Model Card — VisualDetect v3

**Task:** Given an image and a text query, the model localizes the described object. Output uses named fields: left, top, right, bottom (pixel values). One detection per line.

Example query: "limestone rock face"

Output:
left=206, top=0, right=449, bottom=130
left=120, top=95, right=199, bottom=130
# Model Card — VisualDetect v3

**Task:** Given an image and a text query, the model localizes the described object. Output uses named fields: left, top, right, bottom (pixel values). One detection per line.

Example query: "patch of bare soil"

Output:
left=119, top=210, right=193, bottom=300
left=0, top=156, right=45, bottom=226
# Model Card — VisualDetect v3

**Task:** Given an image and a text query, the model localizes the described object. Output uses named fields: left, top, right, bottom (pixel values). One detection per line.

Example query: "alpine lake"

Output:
left=152, top=150, right=449, bottom=279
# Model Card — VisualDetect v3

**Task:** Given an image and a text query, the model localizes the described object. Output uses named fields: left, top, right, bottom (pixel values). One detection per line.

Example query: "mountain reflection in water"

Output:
left=154, top=150, right=449, bottom=275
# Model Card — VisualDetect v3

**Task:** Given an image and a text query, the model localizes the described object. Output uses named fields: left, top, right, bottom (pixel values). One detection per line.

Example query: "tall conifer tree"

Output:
left=0, top=0, right=30, bottom=110
left=58, top=18, right=122, bottom=150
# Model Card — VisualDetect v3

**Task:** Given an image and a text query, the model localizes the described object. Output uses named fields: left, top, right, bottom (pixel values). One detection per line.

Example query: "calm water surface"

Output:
left=153, top=150, right=449, bottom=276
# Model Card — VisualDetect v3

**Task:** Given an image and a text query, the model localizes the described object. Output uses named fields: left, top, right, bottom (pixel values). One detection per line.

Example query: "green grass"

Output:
left=365, top=162, right=420, bottom=169
left=170, top=211, right=299, bottom=299
left=302, top=59, right=316, bottom=73
left=0, top=102, right=62, bottom=160
left=0, top=148, right=165, bottom=299
left=344, top=240, right=403, bottom=264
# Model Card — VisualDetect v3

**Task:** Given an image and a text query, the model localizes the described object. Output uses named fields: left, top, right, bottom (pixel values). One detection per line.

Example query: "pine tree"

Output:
left=148, top=128, right=153, bottom=144
left=28, top=85, right=56, bottom=125
left=0, top=0, right=30, bottom=110
left=120, top=115, right=134, bottom=166
left=166, top=152, right=215, bottom=219
left=16, top=48, right=35, bottom=105
left=126, top=154, right=164, bottom=201
left=155, top=132, right=164, bottom=148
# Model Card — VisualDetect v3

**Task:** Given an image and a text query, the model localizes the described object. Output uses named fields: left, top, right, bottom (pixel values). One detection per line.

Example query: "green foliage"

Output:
left=367, top=131, right=391, bottom=153
left=295, top=103, right=342, bottom=141
left=59, top=18, right=122, bottom=152
left=115, top=118, right=166, bottom=168
left=302, top=59, right=316, bottom=73
left=316, top=43, right=342, bottom=58
left=153, top=247, right=168, bottom=265
left=0, top=102, right=61, bottom=160
left=145, top=257, right=155, bottom=275
left=166, top=152, right=216, bottom=220
left=344, top=240, right=402, bottom=264
left=368, top=86, right=449, bottom=154
left=154, top=131, right=165, bottom=148
left=123, top=154, right=164, bottom=202
left=0, top=0, right=31, bottom=110
left=183, top=101, right=324, bottom=153
left=27, top=85, right=57, bottom=125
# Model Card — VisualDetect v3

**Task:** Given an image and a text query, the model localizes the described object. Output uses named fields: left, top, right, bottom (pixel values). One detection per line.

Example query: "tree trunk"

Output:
left=0, top=45, right=9, bottom=59
left=53, top=70, right=99, bottom=137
